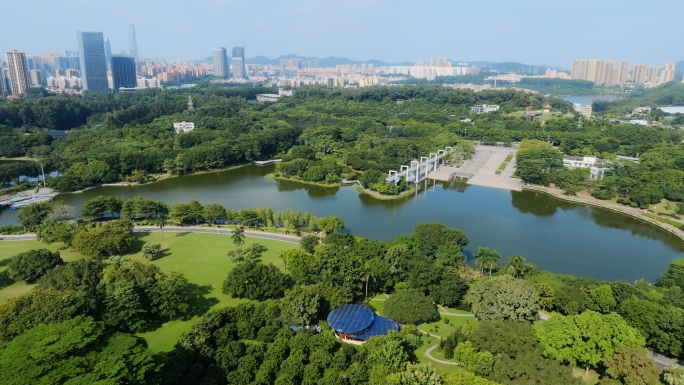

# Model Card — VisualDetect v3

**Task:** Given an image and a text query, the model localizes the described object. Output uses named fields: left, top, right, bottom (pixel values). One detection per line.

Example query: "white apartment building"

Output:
left=137, top=78, right=161, bottom=89
left=471, top=105, right=500, bottom=114
left=46, top=76, right=83, bottom=90
left=573, top=103, right=592, bottom=117
left=384, top=65, right=469, bottom=81
left=173, top=121, right=195, bottom=133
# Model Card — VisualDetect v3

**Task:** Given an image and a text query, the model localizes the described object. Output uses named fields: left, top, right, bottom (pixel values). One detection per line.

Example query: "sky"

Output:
left=3, top=0, right=683, bottom=68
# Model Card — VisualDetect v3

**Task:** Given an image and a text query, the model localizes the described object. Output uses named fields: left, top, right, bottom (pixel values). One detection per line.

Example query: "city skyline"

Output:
left=1, top=0, right=682, bottom=67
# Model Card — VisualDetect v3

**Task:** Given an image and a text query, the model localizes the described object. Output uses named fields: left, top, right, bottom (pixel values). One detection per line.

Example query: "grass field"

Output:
left=0, top=241, right=82, bottom=302
left=417, top=315, right=476, bottom=338
left=0, top=232, right=298, bottom=352
left=414, top=338, right=462, bottom=374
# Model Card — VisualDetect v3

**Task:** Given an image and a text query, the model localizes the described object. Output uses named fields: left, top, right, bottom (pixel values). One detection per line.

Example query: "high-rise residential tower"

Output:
left=632, top=64, right=648, bottom=85
left=213, top=47, right=229, bottom=77
left=129, top=25, right=139, bottom=60
left=104, top=38, right=112, bottom=67
left=618, top=60, right=630, bottom=83
left=29, top=69, right=42, bottom=86
left=77, top=31, right=109, bottom=91
left=111, top=55, right=136, bottom=90
left=6, top=50, right=31, bottom=95
left=0, top=67, right=8, bottom=97
left=232, top=39, right=246, bottom=79
left=646, top=66, right=660, bottom=83
left=660, top=62, right=677, bottom=83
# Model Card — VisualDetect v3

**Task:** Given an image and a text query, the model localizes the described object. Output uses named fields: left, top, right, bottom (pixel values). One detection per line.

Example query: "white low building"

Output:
left=563, top=156, right=608, bottom=179
left=256, top=88, right=297, bottom=102
left=173, top=121, right=195, bottom=133
left=573, top=103, right=592, bottom=117
left=471, top=104, right=500, bottom=114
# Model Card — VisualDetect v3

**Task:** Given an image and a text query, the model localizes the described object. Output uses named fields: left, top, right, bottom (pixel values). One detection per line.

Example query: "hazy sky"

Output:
left=3, top=0, right=683, bottom=67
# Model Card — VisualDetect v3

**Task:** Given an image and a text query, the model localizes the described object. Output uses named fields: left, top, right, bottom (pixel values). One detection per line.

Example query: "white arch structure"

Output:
left=386, top=146, right=456, bottom=184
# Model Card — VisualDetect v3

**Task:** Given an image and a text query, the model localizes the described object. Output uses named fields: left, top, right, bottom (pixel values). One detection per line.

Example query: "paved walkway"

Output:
left=465, top=146, right=523, bottom=191
left=648, top=351, right=682, bottom=369
left=425, top=345, right=458, bottom=365
left=437, top=305, right=475, bottom=317
left=0, top=226, right=302, bottom=244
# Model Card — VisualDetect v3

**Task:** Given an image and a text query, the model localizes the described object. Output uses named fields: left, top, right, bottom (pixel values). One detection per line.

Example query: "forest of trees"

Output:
left=2, top=203, right=684, bottom=384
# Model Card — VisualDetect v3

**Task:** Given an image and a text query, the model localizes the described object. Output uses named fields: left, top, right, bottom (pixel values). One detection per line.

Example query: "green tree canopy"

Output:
left=384, top=289, right=439, bottom=325
left=533, top=310, right=646, bottom=371
left=222, top=261, right=292, bottom=301
left=464, top=275, right=540, bottom=322
left=0, top=316, right=156, bottom=385
left=6, top=249, right=63, bottom=283
left=600, top=347, right=659, bottom=385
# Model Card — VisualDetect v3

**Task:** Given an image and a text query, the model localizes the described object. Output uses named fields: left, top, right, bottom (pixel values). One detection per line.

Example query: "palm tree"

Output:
left=505, top=255, right=535, bottom=279
left=474, top=247, right=490, bottom=274
left=363, top=260, right=378, bottom=301
left=664, top=364, right=684, bottom=385
left=483, top=251, right=500, bottom=276
left=231, top=227, right=246, bottom=248
left=155, top=213, right=168, bottom=240
left=475, top=247, right=500, bottom=276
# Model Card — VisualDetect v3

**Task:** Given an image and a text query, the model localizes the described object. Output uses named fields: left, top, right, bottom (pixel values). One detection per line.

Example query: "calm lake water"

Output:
left=563, top=94, right=626, bottom=105
left=2, top=164, right=682, bottom=282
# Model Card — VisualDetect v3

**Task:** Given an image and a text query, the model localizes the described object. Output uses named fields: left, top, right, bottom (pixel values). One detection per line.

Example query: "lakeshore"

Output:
left=3, top=164, right=684, bottom=281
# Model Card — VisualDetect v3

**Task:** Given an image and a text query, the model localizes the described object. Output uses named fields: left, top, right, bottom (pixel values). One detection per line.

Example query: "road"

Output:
left=648, top=351, right=682, bottom=369
left=0, top=226, right=302, bottom=244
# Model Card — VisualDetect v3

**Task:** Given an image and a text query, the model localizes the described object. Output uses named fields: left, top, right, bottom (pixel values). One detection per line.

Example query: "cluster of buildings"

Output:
left=212, top=40, right=247, bottom=80
left=571, top=60, right=678, bottom=86
left=378, top=57, right=479, bottom=81
left=0, top=25, right=189, bottom=97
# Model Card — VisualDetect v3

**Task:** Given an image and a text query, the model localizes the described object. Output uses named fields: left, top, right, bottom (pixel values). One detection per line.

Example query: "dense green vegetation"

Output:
left=593, top=83, right=684, bottom=118
left=1, top=84, right=577, bottom=191
left=4, top=85, right=684, bottom=384
left=2, top=193, right=684, bottom=384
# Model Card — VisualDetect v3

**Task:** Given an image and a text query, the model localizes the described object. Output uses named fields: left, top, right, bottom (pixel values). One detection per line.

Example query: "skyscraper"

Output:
left=0, top=67, right=8, bottom=97
left=660, top=62, right=677, bottom=83
left=213, top=47, right=229, bottom=77
left=618, top=60, right=630, bottom=83
left=129, top=25, right=139, bottom=60
left=232, top=39, right=246, bottom=79
left=6, top=50, right=31, bottom=95
left=77, top=31, right=109, bottom=92
left=632, top=64, right=648, bottom=85
left=111, top=55, right=136, bottom=90
left=29, top=69, right=42, bottom=86
left=646, top=66, right=660, bottom=83
left=104, top=38, right=112, bottom=67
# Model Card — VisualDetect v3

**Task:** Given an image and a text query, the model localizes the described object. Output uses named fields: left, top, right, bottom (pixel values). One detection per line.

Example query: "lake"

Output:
left=1, top=164, right=682, bottom=282
left=563, top=94, right=626, bottom=105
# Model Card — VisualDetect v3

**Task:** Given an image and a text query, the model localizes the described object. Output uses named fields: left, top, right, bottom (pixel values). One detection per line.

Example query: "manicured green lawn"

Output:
left=417, top=316, right=476, bottom=338
left=129, top=232, right=290, bottom=312
left=0, top=241, right=82, bottom=302
left=369, top=299, right=385, bottom=315
left=0, top=232, right=299, bottom=352
left=440, top=304, right=473, bottom=315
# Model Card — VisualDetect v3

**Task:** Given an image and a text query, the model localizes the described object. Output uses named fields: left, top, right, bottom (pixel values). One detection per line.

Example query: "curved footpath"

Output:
left=0, top=226, right=302, bottom=244
left=524, top=185, right=684, bottom=242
